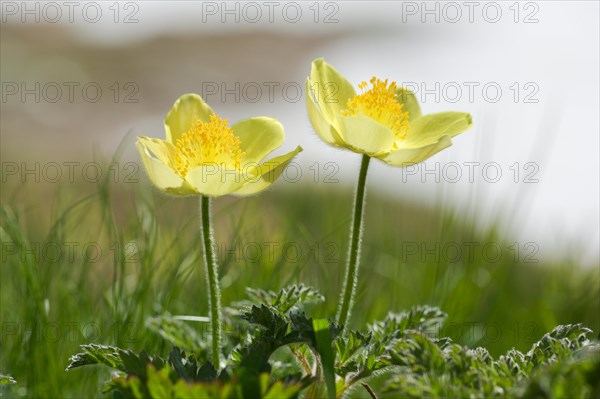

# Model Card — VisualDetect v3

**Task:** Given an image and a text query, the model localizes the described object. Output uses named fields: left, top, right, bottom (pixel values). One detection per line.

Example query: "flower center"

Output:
left=341, top=77, right=409, bottom=141
left=173, top=114, right=243, bottom=177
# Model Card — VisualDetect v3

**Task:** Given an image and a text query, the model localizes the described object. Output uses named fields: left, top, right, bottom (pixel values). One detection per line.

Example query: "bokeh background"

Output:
left=1, top=1, right=599, bottom=397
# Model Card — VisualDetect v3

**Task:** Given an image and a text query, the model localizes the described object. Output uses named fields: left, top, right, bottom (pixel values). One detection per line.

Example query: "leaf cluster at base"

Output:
left=65, top=284, right=600, bottom=399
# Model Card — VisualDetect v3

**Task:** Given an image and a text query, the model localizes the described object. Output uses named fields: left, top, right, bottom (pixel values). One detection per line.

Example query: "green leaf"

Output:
left=382, top=323, right=598, bottom=399
left=145, top=314, right=208, bottom=355
left=334, top=306, right=447, bottom=396
left=526, top=324, right=593, bottom=367
left=241, top=304, right=289, bottom=340
left=66, top=344, right=165, bottom=378
left=335, top=330, right=372, bottom=369
left=112, top=364, right=238, bottom=399
left=387, top=332, right=446, bottom=373
left=496, top=348, right=530, bottom=377
left=246, top=284, right=324, bottom=313
left=232, top=304, right=325, bottom=399
left=370, top=305, right=447, bottom=343
left=520, top=343, right=600, bottom=399
left=287, top=312, right=316, bottom=345
left=146, top=365, right=172, bottom=398
left=261, top=373, right=305, bottom=399
left=168, top=347, right=217, bottom=383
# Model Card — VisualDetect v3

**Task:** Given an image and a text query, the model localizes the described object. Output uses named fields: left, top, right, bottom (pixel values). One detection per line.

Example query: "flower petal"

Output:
left=404, top=112, right=472, bottom=148
left=309, top=58, right=356, bottom=123
left=335, top=115, right=395, bottom=155
left=377, top=135, right=453, bottom=166
left=305, top=79, right=344, bottom=146
left=232, top=117, right=284, bottom=165
left=137, top=136, right=177, bottom=167
left=135, top=140, right=195, bottom=195
left=396, top=87, right=422, bottom=121
left=233, top=146, right=302, bottom=196
left=164, top=93, right=214, bottom=144
left=185, top=165, right=247, bottom=197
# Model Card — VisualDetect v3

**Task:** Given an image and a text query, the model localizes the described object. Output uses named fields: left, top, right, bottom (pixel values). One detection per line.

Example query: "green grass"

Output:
left=1, top=167, right=598, bottom=397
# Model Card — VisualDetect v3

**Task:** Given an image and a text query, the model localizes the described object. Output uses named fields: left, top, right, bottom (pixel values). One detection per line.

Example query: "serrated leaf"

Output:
left=66, top=344, right=125, bottom=371
left=371, top=305, right=447, bottom=343
left=527, top=324, right=593, bottom=367
left=387, top=332, right=446, bottom=374
left=168, top=347, right=217, bottom=383
left=547, top=324, right=592, bottom=342
left=231, top=304, right=326, bottom=396
left=246, top=284, right=324, bottom=313
left=382, top=323, right=598, bottom=399
left=112, top=364, right=238, bottom=398
left=146, top=365, right=172, bottom=398
left=520, top=343, right=600, bottom=399
left=196, top=360, right=219, bottom=382
left=145, top=314, right=207, bottom=354
left=335, top=329, right=372, bottom=369
left=66, top=343, right=165, bottom=379
left=286, top=312, right=316, bottom=345
left=241, top=305, right=289, bottom=340
left=496, top=348, right=529, bottom=377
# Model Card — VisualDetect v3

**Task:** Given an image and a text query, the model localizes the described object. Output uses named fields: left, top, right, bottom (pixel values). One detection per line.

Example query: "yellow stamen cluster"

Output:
left=341, top=77, right=409, bottom=141
left=173, top=114, right=243, bottom=177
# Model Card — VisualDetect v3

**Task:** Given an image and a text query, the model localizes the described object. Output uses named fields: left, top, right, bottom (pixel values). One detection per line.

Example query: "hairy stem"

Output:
left=290, top=345, right=313, bottom=377
left=200, top=195, right=222, bottom=367
left=361, top=383, right=378, bottom=399
left=336, top=154, right=370, bottom=331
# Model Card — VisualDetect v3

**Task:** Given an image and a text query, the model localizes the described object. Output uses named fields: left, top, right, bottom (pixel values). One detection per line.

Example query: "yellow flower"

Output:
left=306, top=59, right=472, bottom=165
left=136, top=94, right=302, bottom=196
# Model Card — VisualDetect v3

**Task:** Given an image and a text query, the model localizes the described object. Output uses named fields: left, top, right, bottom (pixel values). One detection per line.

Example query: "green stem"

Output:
left=200, top=195, right=222, bottom=367
left=336, top=154, right=370, bottom=330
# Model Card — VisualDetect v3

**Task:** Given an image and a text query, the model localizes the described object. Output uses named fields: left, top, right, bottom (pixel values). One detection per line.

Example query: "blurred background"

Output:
left=2, top=1, right=598, bottom=262
left=1, top=1, right=599, bottom=397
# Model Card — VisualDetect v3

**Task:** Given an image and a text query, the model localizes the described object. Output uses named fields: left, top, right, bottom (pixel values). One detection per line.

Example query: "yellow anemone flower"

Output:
left=136, top=94, right=302, bottom=196
left=306, top=59, right=472, bottom=165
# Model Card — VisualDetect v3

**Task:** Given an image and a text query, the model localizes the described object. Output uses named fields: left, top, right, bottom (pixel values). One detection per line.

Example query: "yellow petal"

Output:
left=137, top=136, right=177, bottom=167
left=404, top=112, right=472, bottom=148
left=309, top=58, right=356, bottom=123
left=232, top=117, right=284, bottom=164
left=305, top=79, right=344, bottom=146
left=233, top=146, right=302, bottom=196
left=135, top=140, right=195, bottom=195
left=164, top=94, right=214, bottom=144
left=396, top=87, right=422, bottom=121
left=335, top=115, right=395, bottom=155
left=184, top=165, right=248, bottom=197
left=377, top=135, right=453, bottom=166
